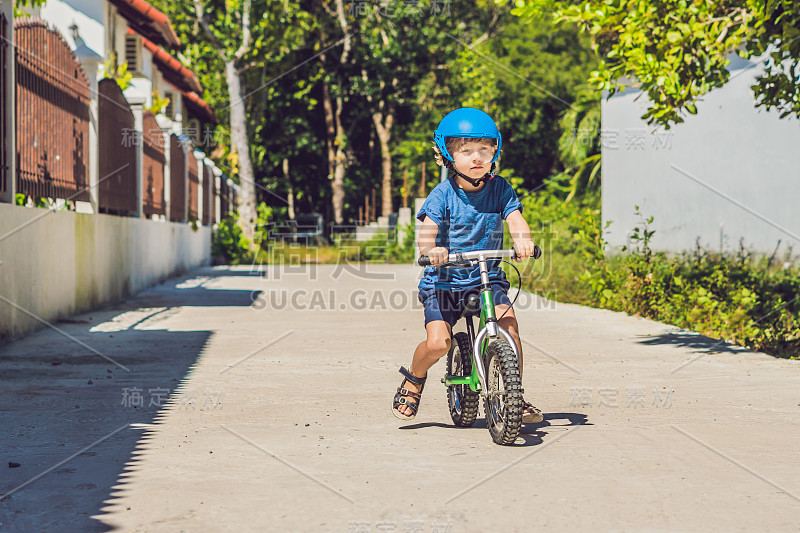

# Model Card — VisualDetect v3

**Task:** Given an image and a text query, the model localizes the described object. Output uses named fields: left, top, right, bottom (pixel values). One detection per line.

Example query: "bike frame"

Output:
left=440, top=250, right=521, bottom=396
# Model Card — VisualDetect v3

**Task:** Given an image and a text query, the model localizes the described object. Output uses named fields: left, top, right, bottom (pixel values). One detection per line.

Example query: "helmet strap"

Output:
left=445, top=161, right=496, bottom=188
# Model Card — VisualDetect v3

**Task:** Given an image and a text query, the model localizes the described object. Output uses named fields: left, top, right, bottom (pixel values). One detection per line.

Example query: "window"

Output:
left=164, top=92, right=174, bottom=119
left=124, top=33, right=141, bottom=73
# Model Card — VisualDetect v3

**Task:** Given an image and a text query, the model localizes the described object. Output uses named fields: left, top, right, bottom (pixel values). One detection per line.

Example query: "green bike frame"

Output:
left=441, top=251, right=522, bottom=396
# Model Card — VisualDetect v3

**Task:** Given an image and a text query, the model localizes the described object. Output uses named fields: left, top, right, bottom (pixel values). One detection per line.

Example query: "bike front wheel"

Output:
left=447, top=332, right=479, bottom=427
left=483, top=339, right=523, bottom=445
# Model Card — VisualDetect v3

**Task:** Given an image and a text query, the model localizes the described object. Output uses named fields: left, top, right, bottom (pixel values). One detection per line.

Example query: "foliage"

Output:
left=13, top=0, right=45, bottom=17
left=512, top=0, right=800, bottom=128
left=544, top=87, right=602, bottom=201
left=212, top=212, right=253, bottom=264
left=15, top=194, right=49, bottom=208
left=254, top=201, right=273, bottom=247
left=514, top=189, right=800, bottom=358
left=148, top=90, right=170, bottom=115
left=508, top=188, right=605, bottom=304
left=389, top=5, right=598, bottom=201
left=102, top=58, right=133, bottom=91
left=145, top=1, right=597, bottom=222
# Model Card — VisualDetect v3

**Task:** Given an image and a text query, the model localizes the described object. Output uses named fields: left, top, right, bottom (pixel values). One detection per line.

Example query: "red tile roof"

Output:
left=181, top=89, right=218, bottom=124
left=138, top=32, right=202, bottom=94
left=109, top=0, right=180, bottom=48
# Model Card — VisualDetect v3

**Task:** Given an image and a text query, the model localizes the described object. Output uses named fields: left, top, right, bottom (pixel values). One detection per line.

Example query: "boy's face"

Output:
left=451, top=140, right=496, bottom=181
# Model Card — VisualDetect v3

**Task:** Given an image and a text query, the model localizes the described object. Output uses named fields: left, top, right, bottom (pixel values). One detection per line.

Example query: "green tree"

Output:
left=391, top=6, right=596, bottom=192
left=153, top=0, right=312, bottom=243
left=513, top=1, right=800, bottom=127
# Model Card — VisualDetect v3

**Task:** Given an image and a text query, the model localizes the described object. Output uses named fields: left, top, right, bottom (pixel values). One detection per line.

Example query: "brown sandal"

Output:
left=392, top=367, right=427, bottom=420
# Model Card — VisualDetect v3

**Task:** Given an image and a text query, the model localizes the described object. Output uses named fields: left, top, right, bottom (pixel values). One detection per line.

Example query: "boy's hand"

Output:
left=427, top=247, right=449, bottom=266
left=513, top=240, right=536, bottom=261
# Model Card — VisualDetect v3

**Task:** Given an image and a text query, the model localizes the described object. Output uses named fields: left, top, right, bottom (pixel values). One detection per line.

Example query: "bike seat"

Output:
left=460, top=292, right=481, bottom=319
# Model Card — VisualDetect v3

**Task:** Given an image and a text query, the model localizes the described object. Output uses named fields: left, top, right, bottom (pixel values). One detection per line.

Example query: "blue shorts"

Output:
left=418, top=282, right=512, bottom=327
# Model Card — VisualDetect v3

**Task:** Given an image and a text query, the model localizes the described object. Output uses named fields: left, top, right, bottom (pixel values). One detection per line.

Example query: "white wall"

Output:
left=37, top=0, right=105, bottom=56
left=0, top=203, right=211, bottom=343
left=601, top=56, right=800, bottom=256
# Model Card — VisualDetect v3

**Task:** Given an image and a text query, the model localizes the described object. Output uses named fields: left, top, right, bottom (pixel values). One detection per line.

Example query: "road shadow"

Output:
left=635, top=331, right=749, bottom=354
left=399, top=412, right=589, bottom=447
left=0, top=270, right=249, bottom=532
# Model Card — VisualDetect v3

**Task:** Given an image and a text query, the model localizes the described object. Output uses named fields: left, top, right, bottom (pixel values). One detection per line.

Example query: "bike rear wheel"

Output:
left=447, top=332, right=480, bottom=427
left=483, top=339, right=523, bottom=445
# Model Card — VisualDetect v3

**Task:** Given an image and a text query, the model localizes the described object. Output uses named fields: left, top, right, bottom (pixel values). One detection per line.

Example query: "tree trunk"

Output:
left=323, top=0, right=352, bottom=225
left=402, top=168, right=408, bottom=208
left=321, top=81, right=346, bottom=224
left=371, top=104, right=394, bottom=217
left=283, top=158, right=295, bottom=220
left=225, top=60, right=257, bottom=244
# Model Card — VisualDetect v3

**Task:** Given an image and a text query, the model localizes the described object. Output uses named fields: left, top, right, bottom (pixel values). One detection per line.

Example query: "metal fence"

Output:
left=169, top=134, right=186, bottom=222
left=187, top=152, right=198, bottom=221
left=219, top=178, right=229, bottom=220
left=142, top=111, right=165, bottom=217
left=15, top=19, right=90, bottom=202
left=1, top=13, right=8, bottom=196
left=98, top=78, right=137, bottom=215
left=201, top=163, right=212, bottom=225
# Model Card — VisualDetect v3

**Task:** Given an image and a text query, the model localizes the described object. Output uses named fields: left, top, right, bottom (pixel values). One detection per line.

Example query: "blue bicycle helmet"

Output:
left=433, top=107, right=502, bottom=163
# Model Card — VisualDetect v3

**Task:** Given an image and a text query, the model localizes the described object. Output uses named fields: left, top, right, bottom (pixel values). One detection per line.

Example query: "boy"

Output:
left=392, top=107, right=543, bottom=423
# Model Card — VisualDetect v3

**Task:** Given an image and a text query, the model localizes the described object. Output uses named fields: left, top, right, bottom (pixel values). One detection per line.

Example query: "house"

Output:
left=0, top=0, right=237, bottom=342
left=35, top=0, right=216, bottom=139
left=601, top=54, right=800, bottom=257
left=1, top=0, right=228, bottom=222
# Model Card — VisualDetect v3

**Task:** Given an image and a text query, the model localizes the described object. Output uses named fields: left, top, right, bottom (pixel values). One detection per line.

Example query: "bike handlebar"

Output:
left=417, top=246, right=541, bottom=267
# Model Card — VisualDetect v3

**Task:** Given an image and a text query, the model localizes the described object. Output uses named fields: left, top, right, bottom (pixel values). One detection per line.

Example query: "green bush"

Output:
left=515, top=192, right=800, bottom=358
left=212, top=212, right=253, bottom=265
left=506, top=189, right=605, bottom=304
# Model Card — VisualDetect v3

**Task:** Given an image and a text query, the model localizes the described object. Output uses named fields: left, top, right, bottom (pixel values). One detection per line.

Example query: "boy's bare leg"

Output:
left=496, top=304, right=523, bottom=374
left=396, top=320, right=452, bottom=418
left=496, top=304, right=543, bottom=422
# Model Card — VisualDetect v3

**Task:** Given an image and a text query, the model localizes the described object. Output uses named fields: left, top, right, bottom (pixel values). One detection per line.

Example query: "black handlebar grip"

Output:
left=418, top=255, right=432, bottom=267
left=533, top=245, right=542, bottom=260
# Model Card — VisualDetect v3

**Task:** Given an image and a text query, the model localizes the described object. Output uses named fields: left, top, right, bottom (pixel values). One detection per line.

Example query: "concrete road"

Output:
left=1, top=264, right=799, bottom=532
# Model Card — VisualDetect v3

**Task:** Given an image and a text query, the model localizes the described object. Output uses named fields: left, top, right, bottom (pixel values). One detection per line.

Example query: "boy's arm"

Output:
left=505, top=210, right=536, bottom=260
left=418, top=217, right=449, bottom=265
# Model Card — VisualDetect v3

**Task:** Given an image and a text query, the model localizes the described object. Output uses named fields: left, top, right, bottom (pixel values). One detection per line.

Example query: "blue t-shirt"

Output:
left=416, top=175, right=523, bottom=291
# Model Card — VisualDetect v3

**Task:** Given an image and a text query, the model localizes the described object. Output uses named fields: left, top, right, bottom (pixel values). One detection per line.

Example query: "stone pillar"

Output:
left=182, top=143, right=189, bottom=223
left=1, top=2, right=15, bottom=204
left=193, top=150, right=205, bottom=224
left=204, top=157, right=215, bottom=225
left=212, top=165, right=222, bottom=225
left=76, top=57, right=102, bottom=213
left=124, top=89, right=146, bottom=218
left=397, top=206, right=412, bottom=246
left=156, top=116, right=172, bottom=222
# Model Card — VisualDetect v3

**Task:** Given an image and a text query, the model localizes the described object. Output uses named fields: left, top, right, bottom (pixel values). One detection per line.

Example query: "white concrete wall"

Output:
left=36, top=0, right=105, bottom=56
left=601, top=56, right=800, bottom=256
left=0, top=203, right=211, bottom=343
